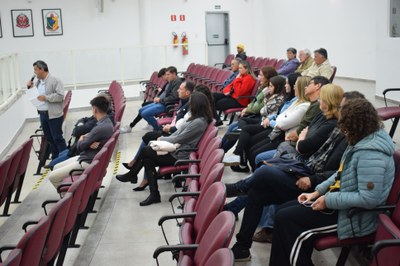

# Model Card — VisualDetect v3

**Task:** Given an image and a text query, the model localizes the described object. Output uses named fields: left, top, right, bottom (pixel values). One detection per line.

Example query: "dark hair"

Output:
left=90, top=95, right=110, bottom=113
left=269, top=76, right=286, bottom=95
left=194, top=84, right=216, bottom=116
left=188, top=91, right=213, bottom=124
left=287, top=47, right=297, bottom=54
left=311, top=76, right=330, bottom=87
left=285, top=74, right=298, bottom=101
left=184, top=81, right=195, bottom=93
left=33, top=60, right=49, bottom=72
left=166, top=66, right=178, bottom=75
left=343, top=91, right=365, bottom=100
left=314, top=48, right=328, bottom=59
left=338, top=98, right=383, bottom=145
left=157, top=68, right=167, bottom=77
left=260, top=66, right=278, bottom=89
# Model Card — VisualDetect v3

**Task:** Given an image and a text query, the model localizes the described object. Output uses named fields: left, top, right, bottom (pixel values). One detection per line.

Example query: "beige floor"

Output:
left=0, top=77, right=396, bottom=266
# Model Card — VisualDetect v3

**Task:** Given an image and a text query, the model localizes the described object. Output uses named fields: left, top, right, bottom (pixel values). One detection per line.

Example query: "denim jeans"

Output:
left=139, top=103, right=166, bottom=130
left=39, top=111, right=67, bottom=159
left=255, top=149, right=277, bottom=167
left=49, top=149, right=69, bottom=170
left=221, top=122, right=239, bottom=152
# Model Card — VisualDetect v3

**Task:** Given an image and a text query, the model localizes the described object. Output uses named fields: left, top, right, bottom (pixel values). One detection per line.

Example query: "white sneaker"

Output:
left=120, top=125, right=132, bottom=134
left=223, top=154, right=241, bottom=166
left=142, top=124, right=153, bottom=131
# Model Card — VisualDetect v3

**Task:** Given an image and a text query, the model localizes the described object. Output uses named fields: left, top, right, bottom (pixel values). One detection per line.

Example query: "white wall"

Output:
left=376, top=0, right=400, bottom=100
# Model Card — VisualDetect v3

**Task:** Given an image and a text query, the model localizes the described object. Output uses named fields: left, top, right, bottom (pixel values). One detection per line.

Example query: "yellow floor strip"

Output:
left=32, top=168, right=50, bottom=190
left=113, top=151, right=121, bottom=174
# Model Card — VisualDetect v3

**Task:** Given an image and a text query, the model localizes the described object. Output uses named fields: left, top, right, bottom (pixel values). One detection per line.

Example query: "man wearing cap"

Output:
left=236, top=44, right=247, bottom=61
left=277, top=47, right=300, bottom=77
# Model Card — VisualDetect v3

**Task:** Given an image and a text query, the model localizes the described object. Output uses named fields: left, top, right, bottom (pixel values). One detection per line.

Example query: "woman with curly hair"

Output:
left=269, top=98, right=395, bottom=266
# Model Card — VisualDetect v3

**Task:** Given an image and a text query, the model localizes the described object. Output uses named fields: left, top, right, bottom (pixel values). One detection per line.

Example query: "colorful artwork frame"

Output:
left=42, top=9, right=63, bottom=36
left=11, top=9, right=34, bottom=37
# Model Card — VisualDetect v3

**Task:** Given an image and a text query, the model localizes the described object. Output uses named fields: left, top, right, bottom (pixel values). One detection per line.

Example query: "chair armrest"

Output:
left=168, top=192, right=200, bottom=202
left=382, top=88, right=400, bottom=96
left=172, top=174, right=201, bottom=183
left=236, top=95, right=255, bottom=100
left=57, top=183, right=72, bottom=193
left=347, top=205, right=396, bottom=218
left=69, top=169, right=84, bottom=178
left=0, top=246, right=17, bottom=258
left=372, top=239, right=400, bottom=261
left=41, top=200, right=59, bottom=215
left=174, top=159, right=200, bottom=166
left=22, top=221, right=39, bottom=232
left=158, top=212, right=196, bottom=226
left=153, top=244, right=198, bottom=259
left=176, top=147, right=198, bottom=152
left=30, top=134, right=44, bottom=138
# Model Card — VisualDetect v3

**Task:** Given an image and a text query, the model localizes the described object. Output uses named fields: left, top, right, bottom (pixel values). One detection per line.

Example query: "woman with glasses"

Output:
left=270, top=98, right=395, bottom=266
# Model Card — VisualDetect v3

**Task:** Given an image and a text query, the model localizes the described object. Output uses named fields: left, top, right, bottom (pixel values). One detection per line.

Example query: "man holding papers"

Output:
left=27, top=60, right=67, bottom=159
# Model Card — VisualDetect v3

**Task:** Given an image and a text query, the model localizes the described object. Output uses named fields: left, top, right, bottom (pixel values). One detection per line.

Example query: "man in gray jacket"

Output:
left=27, top=60, right=67, bottom=159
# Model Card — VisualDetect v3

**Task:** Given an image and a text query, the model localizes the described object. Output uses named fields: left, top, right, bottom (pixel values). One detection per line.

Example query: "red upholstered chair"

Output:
left=0, top=156, right=12, bottom=210
left=158, top=182, right=226, bottom=249
left=376, top=88, right=400, bottom=138
left=203, top=248, right=234, bottom=266
left=153, top=211, right=236, bottom=266
left=0, top=248, right=22, bottom=266
left=314, top=150, right=400, bottom=265
left=211, top=69, right=232, bottom=92
left=329, top=66, right=337, bottom=83
left=274, top=59, right=286, bottom=69
left=1, top=146, right=23, bottom=216
left=214, top=54, right=235, bottom=69
left=246, top=56, right=255, bottom=67
left=62, top=90, right=72, bottom=121
left=12, top=138, right=33, bottom=204
left=370, top=197, right=400, bottom=266
left=0, top=215, right=51, bottom=266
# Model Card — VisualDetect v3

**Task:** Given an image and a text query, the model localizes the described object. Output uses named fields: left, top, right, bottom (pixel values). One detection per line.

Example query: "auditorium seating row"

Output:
left=0, top=139, right=33, bottom=217
left=0, top=129, right=120, bottom=266
left=214, top=54, right=286, bottom=71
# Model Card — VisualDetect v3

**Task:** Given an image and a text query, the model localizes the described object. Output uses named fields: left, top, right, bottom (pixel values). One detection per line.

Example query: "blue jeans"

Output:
left=39, top=111, right=67, bottom=159
left=139, top=103, right=166, bottom=130
left=221, top=122, right=239, bottom=153
left=50, top=149, right=69, bottom=170
left=255, top=149, right=277, bottom=167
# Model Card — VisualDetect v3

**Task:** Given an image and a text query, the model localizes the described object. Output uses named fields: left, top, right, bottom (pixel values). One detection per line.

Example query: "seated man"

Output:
left=236, top=43, right=247, bottom=61
left=222, top=58, right=241, bottom=88
left=48, top=95, right=114, bottom=189
left=127, top=66, right=182, bottom=131
left=277, top=47, right=300, bottom=77
left=301, top=48, right=333, bottom=79
left=294, top=49, right=313, bottom=74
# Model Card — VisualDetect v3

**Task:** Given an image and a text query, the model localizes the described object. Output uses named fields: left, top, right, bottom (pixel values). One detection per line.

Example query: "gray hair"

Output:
left=301, top=49, right=311, bottom=56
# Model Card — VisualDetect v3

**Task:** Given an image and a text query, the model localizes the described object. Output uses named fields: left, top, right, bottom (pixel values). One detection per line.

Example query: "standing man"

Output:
left=27, top=60, right=67, bottom=160
left=236, top=43, right=247, bottom=61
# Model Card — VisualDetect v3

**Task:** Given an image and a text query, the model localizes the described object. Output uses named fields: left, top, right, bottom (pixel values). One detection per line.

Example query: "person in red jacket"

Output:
left=213, top=60, right=256, bottom=126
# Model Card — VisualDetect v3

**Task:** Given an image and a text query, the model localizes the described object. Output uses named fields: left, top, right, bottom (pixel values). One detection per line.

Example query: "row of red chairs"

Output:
left=139, top=72, right=167, bottom=103
left=0, top=139, right=33, bottom=217
left=0, top=129, right=120, bottom=266
left=214, top=54, right=286, bottom=72
left=100, top=80, right=126, bottom=123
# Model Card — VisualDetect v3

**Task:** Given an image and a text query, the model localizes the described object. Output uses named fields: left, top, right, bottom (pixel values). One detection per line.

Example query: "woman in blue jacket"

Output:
left=269, top=98, right=395, bottom=266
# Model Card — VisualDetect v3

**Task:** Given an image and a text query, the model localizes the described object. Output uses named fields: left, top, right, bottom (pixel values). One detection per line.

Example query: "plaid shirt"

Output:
left=306, top=127, right=343, bottom=173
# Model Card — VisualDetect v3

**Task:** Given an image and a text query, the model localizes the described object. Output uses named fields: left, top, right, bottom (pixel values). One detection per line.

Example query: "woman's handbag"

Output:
left=264, top=156, right=314, bottom=176
left=149, top=140, right=180, bottom=155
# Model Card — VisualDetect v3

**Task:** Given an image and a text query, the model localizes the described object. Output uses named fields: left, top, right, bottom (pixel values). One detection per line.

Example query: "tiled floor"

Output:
left=0, top=78, right=396, bottom=265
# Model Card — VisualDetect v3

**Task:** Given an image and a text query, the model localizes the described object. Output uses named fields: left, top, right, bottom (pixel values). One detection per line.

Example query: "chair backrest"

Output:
left=77, top=160, right=101, bottom=214
left=195, top=163, right=224, bottom=198
left=0, top=146, right=23, bottom=206
left=224, top=54, right=234, bottom=66
left=193, top=211, right=236, bottom=265
left=63, top=176, right=87, bottom=236
left=246, top=56, right=255, bottom=66
left=196, top=126, right=218, bottom=159
left=41, top=193, right=73, bottom=264
left=0, top=248, right=22, bottom=266
left=329, top=66, right=337, bottom=83
left=0, top=156, right=12, bottom=205
left=385, top=150, right=400, bottom=205
left=192, top=182, right=226, bottom=243
left=17, top=215, right=51, bottom=266
left=62, top=90, right=72, bottom=120
left=204, top=248, right=234, bottom=266
left=16, top=138, right=33, bottom=177
left=274, top=59, right=286, bottom=69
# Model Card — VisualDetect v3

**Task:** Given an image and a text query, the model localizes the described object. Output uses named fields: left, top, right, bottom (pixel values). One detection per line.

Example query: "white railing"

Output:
left=0, top=43, right=207, bottom=111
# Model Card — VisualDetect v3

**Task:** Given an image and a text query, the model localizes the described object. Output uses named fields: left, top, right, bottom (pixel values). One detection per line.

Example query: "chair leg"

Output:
left=68, top=215, right=83, bottom=248
left=35, top=143, right=51, bottom=175
left=389, top=117, right=399, bottom=138
left=336, top=246, right=351, bottom=266
left=56, top=233, right=71, bottom=266
left=13, top=172, right=26, bottom=203
left=1, top=186, right=14, bottom=217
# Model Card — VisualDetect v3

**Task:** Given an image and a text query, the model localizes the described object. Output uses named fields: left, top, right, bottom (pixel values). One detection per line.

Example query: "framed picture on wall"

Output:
left=11, top=9, right=34, bottom=37
left=42, top=9, right=63, bottom=36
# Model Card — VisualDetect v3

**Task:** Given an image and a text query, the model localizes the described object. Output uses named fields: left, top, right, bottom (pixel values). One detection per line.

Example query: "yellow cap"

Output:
left=237, top=43, right=245, bottom=50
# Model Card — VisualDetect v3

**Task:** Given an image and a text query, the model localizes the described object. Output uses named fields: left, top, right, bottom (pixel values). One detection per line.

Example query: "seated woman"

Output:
left=269, top=98, right=395, bottom=266
left=117, top=91, right=213, bottom=206
left=227, top=84, right=346, bottom=261
left=223, top=75, right=309, bottom=172
left=221, top=66, right=278, bottom=152
left=213, top=60, right=256, bottom=125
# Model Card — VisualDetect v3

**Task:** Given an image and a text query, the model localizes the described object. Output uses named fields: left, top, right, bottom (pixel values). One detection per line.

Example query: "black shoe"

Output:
left=225, top=131, right=241, bottom=141
left=116, top=172, right=138, bottom=183
left=43, top=164, right=51, bottom=169
left=230, top=165, right=250, bottom=173
left=139, top=192, right=161, bottom=206
left=231, top=244, right=251, bottom=262
left=225, top=183, right=246, bottom=198
left=133, top=183, right=149, bottom=191
left=122, top=162, right=133, bottom=170
left=216, top=120, right=224, bottom=127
